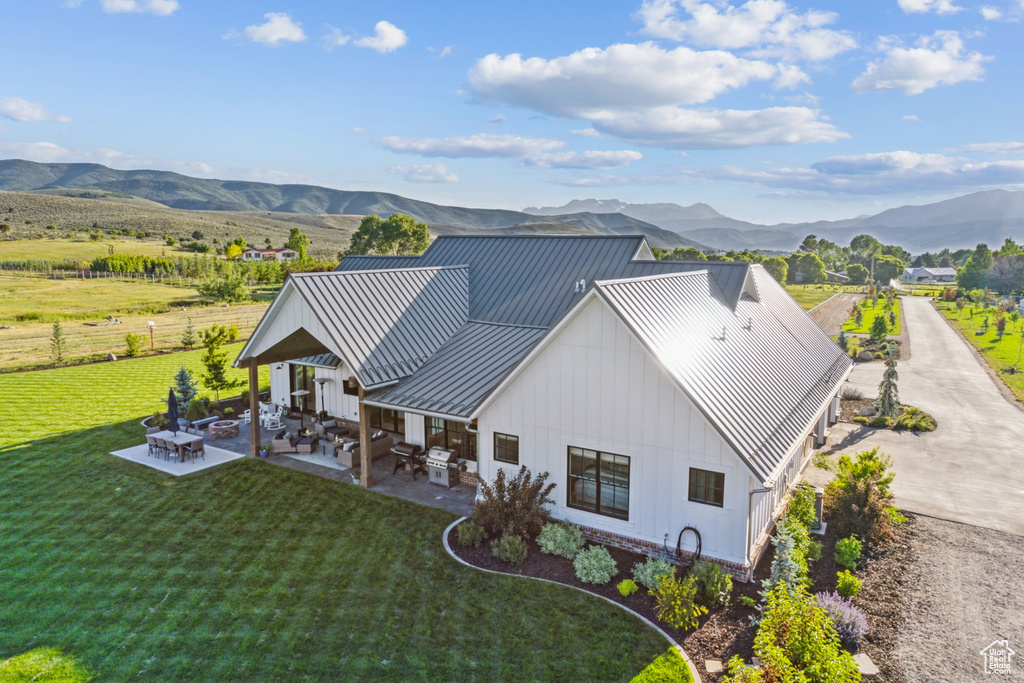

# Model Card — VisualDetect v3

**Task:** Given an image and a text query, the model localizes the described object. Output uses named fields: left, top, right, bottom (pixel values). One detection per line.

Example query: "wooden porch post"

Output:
left=358, top=386, right=374, bottom=488
left=248, top=360, right=261, bottom=457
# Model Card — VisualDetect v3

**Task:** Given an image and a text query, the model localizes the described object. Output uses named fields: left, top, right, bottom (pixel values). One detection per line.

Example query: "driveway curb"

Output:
left=441, top=517, right=704, bottom=683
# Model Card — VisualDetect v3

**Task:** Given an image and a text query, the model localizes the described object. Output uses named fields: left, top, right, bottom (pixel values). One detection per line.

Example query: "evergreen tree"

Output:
left=50, top=321, right=67, bottom=366
left=869, top=313, right=889, bottom=341
left=181, top=316, right=197, bottom=349
left=199, top=324, right=243, bottom=401
left=836, top=329, right=849, bottom=352
left=875, top=344, right=900, bottom=418
left=172, top=365, right=199, bottom=405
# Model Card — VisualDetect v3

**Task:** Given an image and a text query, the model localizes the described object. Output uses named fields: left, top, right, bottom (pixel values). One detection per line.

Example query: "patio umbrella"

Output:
left=167, top=388, right=180, bottom=435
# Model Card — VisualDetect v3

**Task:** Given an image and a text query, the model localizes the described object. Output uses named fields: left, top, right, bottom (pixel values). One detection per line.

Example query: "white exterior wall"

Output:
left=405, top=414, right=426, bottom=447
left=476, top=297, right=752, bottom=567
left=269, top=363, right=290, bottom=408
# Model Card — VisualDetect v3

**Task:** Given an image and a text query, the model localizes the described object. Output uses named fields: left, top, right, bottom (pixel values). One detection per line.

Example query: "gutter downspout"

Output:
left=744, top=484, right=774, bottom=582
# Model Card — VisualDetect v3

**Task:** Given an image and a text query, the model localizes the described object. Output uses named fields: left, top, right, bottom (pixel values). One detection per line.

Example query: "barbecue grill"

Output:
left=391, top=441, right=425, bottom=479
left=426, top=447, right=459, bottom=488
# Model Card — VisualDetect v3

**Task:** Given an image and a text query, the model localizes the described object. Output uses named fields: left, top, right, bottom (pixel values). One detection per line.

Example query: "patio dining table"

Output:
left=152, top=430, right=203, bottom=462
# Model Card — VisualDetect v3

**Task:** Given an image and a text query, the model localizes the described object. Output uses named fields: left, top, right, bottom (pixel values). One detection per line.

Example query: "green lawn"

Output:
left=936, top=301, right=1024, bottom=403
left=842, top=298, right=902, bottom=336
left=0, top=352, right=688, bottom=681
left=784, top=284, right=851, bottom=311
left=0, top=238, right=188, bottom=262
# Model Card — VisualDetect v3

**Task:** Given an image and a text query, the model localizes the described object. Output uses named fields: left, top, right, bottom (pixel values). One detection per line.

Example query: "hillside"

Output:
left=0, top=160, right=706, bottom=251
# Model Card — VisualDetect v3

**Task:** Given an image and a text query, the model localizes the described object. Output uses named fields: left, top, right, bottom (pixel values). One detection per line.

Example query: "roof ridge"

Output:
left=594, top=269, right=710, bottom=287
left=292, top=264, right=469, bottom=277
left=464, top=319, right=548, bottom=330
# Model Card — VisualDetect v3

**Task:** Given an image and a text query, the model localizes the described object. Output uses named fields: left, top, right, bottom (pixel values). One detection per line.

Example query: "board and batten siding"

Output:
left=269, top=362, right=361, bottom=422
left=476, top=296, right=752, bottom=567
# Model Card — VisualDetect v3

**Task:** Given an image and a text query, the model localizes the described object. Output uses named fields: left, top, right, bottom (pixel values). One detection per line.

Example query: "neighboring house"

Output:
left=242, top=248, right=298, bottom=262
left=901, top=267, right=957, bottom=283
left=234, top=235, right=852, bottom=579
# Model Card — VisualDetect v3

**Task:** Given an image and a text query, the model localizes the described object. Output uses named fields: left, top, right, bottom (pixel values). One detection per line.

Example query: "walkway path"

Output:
left=811, top=295, right=1024, bottom=536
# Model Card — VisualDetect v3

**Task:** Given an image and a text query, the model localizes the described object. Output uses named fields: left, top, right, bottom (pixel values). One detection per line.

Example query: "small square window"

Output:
left=494, top=433, right=519, bottom=465
left=688, top=468, right=725, bottom=507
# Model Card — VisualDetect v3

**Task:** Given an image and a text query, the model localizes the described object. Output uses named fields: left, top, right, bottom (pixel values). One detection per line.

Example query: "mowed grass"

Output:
left=937, top=301, right=1024, bottom=402
left=843, top=298, right=903, bottom=335
left=0, top=238, right=187, bottom=262
left=0, top=353, right=688, bottom=681
left=784, top=284, right=851, bottom=311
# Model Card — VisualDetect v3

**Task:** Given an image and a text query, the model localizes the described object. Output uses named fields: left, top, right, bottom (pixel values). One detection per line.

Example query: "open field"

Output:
left=0, top=352, right=685, bottom=681
left=0, top=191, right=359, bottom=259
left=936, top=300, right=1024, bottom=402
left=0, top=237, right=187, bottom=262
left=0, top=275, right=270, bottom=370
left=843, top=298, right=903, bottom=335
left=784, top=283, right=857, bottom=311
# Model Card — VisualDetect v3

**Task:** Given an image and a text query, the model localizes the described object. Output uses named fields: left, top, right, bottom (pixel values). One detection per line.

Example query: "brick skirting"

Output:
left=458, top=469, right=481, bottom=486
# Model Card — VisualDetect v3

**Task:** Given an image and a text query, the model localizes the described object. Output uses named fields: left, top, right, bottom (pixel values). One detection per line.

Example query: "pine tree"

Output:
left=181, top=316, right=197, bottom=349
left=875, top=345, right=900, bottom=418
left=50, top=321, right=67, bottom=366
left=172, top=365, right=198, bottom=405
left=836, top=329, right=849, bottom=352
left=869, top=313, right=889, bottom=341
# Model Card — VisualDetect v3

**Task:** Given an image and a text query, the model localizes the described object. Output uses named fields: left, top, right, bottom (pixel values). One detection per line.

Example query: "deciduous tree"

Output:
left=345, top=213, right=430, bottom=257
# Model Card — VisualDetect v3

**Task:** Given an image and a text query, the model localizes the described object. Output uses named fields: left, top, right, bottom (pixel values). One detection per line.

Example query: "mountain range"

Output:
left=2, top=159, right=1023, bottom=254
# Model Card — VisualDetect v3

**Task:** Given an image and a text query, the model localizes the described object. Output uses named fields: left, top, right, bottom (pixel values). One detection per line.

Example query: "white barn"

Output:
left=235, top=235, right=851, bottom=579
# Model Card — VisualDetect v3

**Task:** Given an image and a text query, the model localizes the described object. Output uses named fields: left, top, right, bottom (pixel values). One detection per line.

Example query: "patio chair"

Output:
left=263, top=413, right=283, bottom=430
left=183, top=439, right=205, bottom=462
left=242, top=409, right=252, bottom=424
left=146, top=426, right=160, bottom=435
left=153, top=438, right=170, bottom=461
left=146, top=434, right=160, bottom=457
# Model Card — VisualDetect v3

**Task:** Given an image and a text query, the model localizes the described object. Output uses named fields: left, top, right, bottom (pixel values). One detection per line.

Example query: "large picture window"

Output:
left=494, top=433, right=519, bottom=465
left=688, top=468, right=725, bottom=507
left=427, top=417, right=477, bottom=461
left=567, top=447, right=630, bottom=520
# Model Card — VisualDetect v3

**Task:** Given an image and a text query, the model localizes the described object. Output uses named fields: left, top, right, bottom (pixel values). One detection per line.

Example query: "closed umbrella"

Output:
left=167, top=388, right=180, bottom=435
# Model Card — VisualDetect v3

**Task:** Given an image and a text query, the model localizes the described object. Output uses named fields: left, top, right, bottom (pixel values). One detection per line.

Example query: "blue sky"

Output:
left=2, top=0, right=1023, bottom=222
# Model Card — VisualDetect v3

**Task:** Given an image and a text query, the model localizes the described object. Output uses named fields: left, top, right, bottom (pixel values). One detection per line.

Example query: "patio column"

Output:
left=248, top=360, right=261, bottom=457
left=358, top=386, right=374, bottom=488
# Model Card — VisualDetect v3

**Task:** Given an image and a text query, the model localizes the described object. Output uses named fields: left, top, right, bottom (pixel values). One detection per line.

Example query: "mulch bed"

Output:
left=450, top=513, right=916, bottom=683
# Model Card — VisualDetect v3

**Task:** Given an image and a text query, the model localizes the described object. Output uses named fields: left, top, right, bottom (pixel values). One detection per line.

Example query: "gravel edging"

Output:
left=441, top=517, right=704, bottom=683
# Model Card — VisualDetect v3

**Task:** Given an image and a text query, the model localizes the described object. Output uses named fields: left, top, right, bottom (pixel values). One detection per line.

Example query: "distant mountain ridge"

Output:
left=0, top=160, right=705, bottom=250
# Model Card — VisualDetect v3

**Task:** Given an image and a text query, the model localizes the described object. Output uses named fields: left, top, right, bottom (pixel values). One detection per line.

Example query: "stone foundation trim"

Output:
left=442, top=517, right=704, bottom=683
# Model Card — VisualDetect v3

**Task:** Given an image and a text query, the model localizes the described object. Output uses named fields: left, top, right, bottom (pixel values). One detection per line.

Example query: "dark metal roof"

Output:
left=288, top=353, right=341, bottom=369
left=287, top=266, right=469, bottom=387
left=368, top=321, right=547, bottom=418
left=595, top=266, right=851, bottom=483
left=338, top=235, right=752, bottom=326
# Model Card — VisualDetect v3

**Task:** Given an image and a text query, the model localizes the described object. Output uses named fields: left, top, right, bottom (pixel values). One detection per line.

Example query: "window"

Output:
left=368, top=406, right=405, bottom=435
left=343, top=380, right=359, bottom=397
left=494, top=433, right=519, bottom=465
left=567, top=447, right=630, bottom=520
left=289, top=364, right=314, bottom=411
left=427, top=417, right=477, bottom=461
left=688, top=468, right=725, bottom=507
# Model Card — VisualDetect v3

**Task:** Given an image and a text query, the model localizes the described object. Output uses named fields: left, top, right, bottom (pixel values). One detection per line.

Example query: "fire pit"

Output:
left=208, top=420, right=240, bottom=439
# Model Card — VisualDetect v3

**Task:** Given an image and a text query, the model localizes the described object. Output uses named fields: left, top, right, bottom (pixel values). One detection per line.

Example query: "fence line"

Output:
left=0, top=267, right=200, bottom=287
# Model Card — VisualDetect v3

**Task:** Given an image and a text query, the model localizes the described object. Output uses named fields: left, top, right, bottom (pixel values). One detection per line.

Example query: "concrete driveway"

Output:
left=812, top=295, right=1024, bottom=537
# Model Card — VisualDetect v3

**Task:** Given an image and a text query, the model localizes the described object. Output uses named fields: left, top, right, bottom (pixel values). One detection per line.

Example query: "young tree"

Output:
left=199, top=324, right=243, bottom=401
left=124, top=332, right=145, bottom=358
left=836, top=329, right=849, bottom=353
left=854, top=305, right=864, bottom=328
left=50, top=321, right=67, bottom=366
left=285, top=227, right=310, bottom=259
left=172, top=365, right=199, bottom=405
left=181, top=316, right=197, bottom=349
left=869, top=313, right=890, bottom=341
left=345, top=213, right=431, bottom=257
left=224, top=244, right=243, bottom=260
left=875, top=344, right=900, bottom=419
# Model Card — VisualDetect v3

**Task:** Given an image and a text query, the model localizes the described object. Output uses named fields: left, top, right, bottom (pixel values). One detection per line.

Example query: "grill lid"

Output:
left=427, top=446, right=457, bottom=464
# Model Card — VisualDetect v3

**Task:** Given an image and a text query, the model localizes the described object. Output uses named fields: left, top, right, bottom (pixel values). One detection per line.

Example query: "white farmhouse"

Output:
left=901, top=266, right=957, bottom=283
left=235, top=235, right=851, bottom=579
left=241, top=247, right=298, bottom=262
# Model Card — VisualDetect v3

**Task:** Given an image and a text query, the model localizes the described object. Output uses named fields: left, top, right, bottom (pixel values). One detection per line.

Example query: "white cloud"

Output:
left=469, top=42, right=778, bottom=116
left=239, top=12, right=306, bottom=46
left=99, top=0, right=179, bottom=15
left=0, top=98, right=73, bottom=123
left=897, top=0, right=962, bottom=14
left=323, top=27, right=351, bottom=49
left=695, top=150, right=1024, bottom=194
left=586, top=105, right=847, bottom=149
left=572, top=128, right=603, bottom=137
left=389, top=163, right=459, bottom=184
left=851, top=31, right=990, bottom=95
left=377, top=133, right=564, bottom=158
left=61, top=0, right=86, bottom=7
left=902, top=114, right=922, bottom=122
left=980, top=6, right=1003, bottom=19
left=439, top=46, right=453, bottom=58
left=0, top=139, right=213, bottom=175
left=951, top=141, right=1024, bottom=153
left=354, top=21, right=407, bottom=53
left=487, top=115, right=506, bottom=124
left=773, top=63, right=810, bottom=89
left=522, top=150, right=643, bottom=169
left=634, top=0, right=856, bottom=62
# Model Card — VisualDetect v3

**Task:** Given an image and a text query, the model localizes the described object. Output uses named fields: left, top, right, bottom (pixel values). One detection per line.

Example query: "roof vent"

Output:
left=575, top=278, right=587, bottom=293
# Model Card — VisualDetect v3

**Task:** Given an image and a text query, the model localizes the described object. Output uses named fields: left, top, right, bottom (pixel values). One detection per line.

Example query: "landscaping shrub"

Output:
left=632, top=556, right=676, bottom=592
left=869, top=414, right=894, bottom=428
left=739, top=595, right=757, bottom=608
left=150, top=411, right=169, bottom=429
left=537, top=521, right=585, bottom=559
left=617, top=579, right=638, bottom=597
left=457, top=521, right=486, bottom=548
left=836, top=570, right=861, bottom=598
left=787, top=484, right=817, bottom=529
left=834, top=536, right=862, bottom=570
left=184, top=398, right=208, bottom=422
left=690, top=560, right=733, bottom=608
left=820, top=447, right=901, bottom=545
left=873, top=352, right=884, bottom=359
left=653, top=574, right=706, bottom=631
left=894, top=406, right=936, bottom=432
left=472, top=466, right=556, bottom=540
left=492, top=535, right=529, bottom=566
left=853, top=416, right=868, bottom=424
left=815, top=591, right=869, bottom=650
left=574, top=545, right=618, bottom=584
left=124, top=332, right=145, bottom=358
left=724, top=584, right=860, bottom=683
left=223, top=407, right=234, bottom=417
left=840, top=386, right=863, bottom=401
left=761, top=519, right=809, bottom=600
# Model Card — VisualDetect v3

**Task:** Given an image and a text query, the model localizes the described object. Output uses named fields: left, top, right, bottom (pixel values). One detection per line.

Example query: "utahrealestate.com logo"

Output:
left=981, top=639, right=1015, bottom=675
